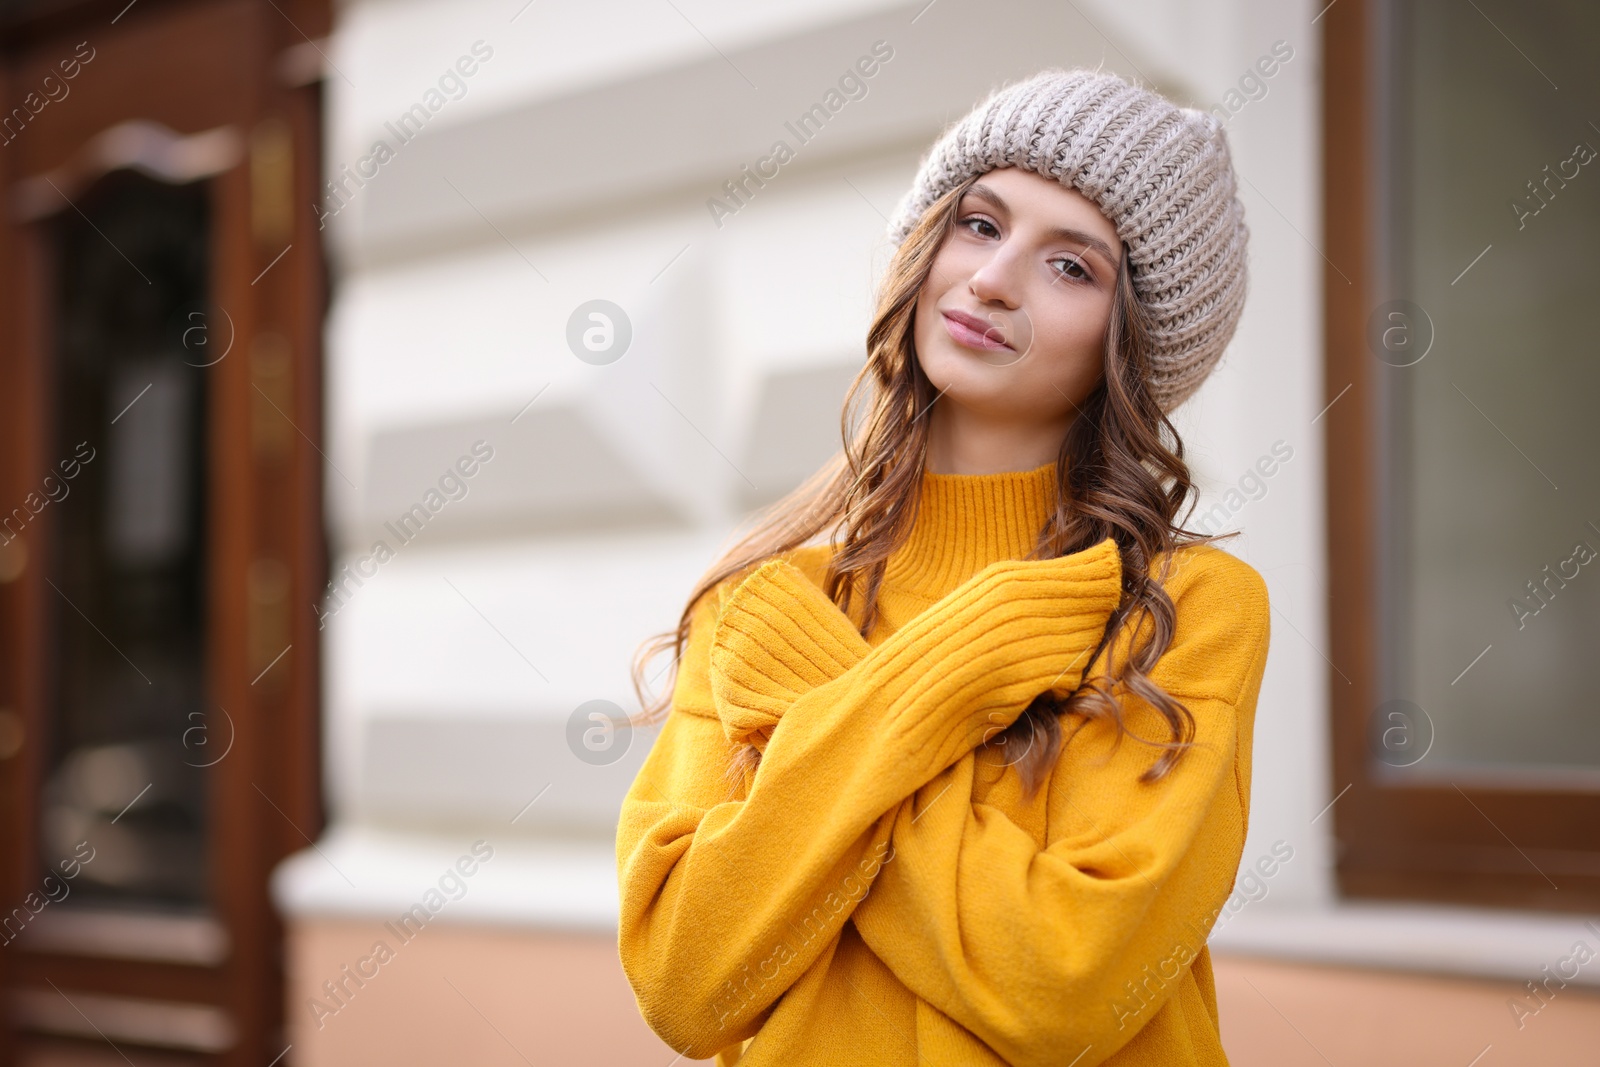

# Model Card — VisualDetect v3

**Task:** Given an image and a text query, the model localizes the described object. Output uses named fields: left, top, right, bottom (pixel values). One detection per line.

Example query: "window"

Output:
left=1326, top=0, right=1600, bottom=911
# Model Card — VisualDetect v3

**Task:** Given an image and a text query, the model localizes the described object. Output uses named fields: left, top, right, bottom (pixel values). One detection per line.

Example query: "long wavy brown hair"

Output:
left=629, top=171, right=1237, bottom=801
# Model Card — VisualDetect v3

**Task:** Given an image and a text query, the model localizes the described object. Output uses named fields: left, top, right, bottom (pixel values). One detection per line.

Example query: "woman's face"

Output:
left=912, top=166, right=1122, bottom=437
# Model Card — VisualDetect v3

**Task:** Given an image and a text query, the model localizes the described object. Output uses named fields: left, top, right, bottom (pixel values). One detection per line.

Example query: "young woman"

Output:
left=616, top=67, right=1270, bottom=1066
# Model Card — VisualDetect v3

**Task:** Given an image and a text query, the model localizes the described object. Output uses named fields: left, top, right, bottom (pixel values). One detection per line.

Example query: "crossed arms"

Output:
left=615, top=538, right=1269, bottom=1064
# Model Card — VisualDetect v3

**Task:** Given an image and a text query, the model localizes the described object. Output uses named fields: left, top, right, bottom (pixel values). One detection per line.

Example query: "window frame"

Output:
left=1323, top=0, right=1600, bottom=913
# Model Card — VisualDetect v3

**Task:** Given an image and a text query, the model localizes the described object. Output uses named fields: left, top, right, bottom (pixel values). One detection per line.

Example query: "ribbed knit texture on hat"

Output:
left=886, top=68, right=1250, bottom=413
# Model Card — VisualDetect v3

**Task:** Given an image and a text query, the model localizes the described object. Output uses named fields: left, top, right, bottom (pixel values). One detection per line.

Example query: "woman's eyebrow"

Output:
left=965, top=183, right=1121, bottom=270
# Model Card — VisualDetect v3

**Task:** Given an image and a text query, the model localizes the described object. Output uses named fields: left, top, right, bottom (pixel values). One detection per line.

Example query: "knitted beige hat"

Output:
left=887, top=68, right=1249, bottom=413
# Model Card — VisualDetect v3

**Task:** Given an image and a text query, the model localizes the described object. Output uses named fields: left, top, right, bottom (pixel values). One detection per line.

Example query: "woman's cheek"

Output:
left=1043, top=312, right=1109, bottom=386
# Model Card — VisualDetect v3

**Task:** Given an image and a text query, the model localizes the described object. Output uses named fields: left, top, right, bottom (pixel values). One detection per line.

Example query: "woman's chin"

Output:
left=920, top=346, right=1025, bottom=390
left=925, top=374, right=1034, bottom=417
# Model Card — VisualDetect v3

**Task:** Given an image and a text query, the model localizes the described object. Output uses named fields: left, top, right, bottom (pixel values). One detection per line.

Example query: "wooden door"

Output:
left=0, top=1, right=330, bottom=1062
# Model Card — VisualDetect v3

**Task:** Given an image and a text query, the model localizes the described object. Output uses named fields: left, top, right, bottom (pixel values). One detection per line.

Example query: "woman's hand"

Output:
left=937, top=537, right=1125, bottom=705
left=709, top=537, right=1123, bottom=759
left=707, top=555, right=873, bottom=752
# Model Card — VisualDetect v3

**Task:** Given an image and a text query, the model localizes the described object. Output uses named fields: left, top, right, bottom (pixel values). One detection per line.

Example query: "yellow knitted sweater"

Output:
left=615, top=460, right=1271, bottom=1066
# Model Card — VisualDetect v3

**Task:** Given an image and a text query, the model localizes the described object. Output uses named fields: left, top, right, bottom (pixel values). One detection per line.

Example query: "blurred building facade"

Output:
left=2, top=0, right=1598, bottom=1064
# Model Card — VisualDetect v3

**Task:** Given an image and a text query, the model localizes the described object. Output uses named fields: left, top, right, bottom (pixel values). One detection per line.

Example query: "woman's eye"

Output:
left=1053, top=256, right=1090, bottom=282
left=959, top=215, right=999, bottom=238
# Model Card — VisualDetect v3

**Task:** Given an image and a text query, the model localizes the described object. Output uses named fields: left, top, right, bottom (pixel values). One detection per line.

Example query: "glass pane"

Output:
left=42, top=170, right=213, bottom=905
left=1378, top=1, right=1600, bottom=784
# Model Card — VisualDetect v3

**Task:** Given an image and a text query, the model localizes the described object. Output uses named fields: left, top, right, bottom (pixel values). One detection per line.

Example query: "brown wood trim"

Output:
left=0, top=3, right=331, bottom=1063
left=3, top=167, right=58, bottom=955
left=281, top=52, right=330, bottom=865
left=1321, top=0, right=1379, bottom=893
left=1322, top=0, right=1600, bottom=913
left=7, top=953, right=229, bottom=1005
left=17, top=1035, right=210, bottom=1066
left=0, top=0, right=332, bottom=58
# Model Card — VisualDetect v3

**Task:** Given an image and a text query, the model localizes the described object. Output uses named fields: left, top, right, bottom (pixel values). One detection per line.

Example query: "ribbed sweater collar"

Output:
left=881, top=460, right=1060, bottom=602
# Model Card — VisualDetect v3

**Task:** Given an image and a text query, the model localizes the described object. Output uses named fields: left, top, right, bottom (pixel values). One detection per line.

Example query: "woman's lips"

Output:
left=942, top=311, right=1012, bottom=351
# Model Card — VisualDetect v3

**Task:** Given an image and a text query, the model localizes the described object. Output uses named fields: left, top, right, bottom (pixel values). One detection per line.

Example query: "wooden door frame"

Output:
left=0, top=0, right=330, bottom=1061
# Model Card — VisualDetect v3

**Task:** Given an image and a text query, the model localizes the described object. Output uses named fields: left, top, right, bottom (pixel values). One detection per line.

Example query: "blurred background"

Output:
left=0, top=0, right=1596, bottom=1063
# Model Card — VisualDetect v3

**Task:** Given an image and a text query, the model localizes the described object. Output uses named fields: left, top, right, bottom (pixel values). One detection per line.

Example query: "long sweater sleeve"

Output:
left=721, top=547, right=1272, bottom=1065
left=614, top=540, right=1123, bottom=1058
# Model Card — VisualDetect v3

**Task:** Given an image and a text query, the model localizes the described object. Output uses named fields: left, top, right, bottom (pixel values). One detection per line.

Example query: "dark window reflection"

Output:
left=44, top=170, right=211, bottom=906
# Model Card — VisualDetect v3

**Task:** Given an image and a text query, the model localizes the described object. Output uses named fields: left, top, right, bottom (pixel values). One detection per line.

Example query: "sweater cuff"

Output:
left=709, top=558, right=871, bottom=751
left=862, top=537, right=1122, bottom=763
